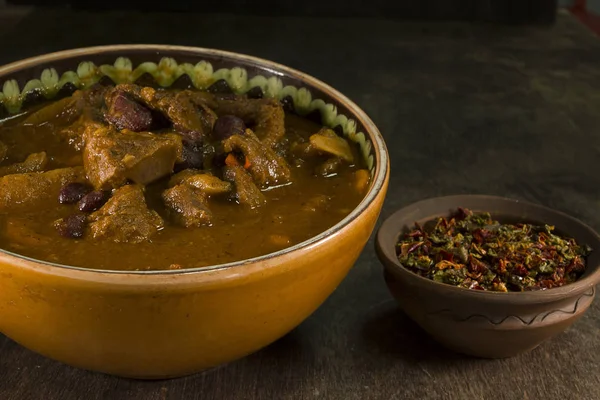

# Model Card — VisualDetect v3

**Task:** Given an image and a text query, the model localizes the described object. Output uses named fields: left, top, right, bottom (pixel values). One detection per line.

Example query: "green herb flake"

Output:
left=395, top=208, right=592, bottom=292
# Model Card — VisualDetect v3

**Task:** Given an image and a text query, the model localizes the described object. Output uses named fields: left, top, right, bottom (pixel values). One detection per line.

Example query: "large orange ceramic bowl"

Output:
left=0, top=45, right=389, bottom=379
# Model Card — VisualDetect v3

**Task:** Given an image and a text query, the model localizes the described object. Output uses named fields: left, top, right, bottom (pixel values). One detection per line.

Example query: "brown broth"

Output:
left=0, top=100, right=367, bottom=271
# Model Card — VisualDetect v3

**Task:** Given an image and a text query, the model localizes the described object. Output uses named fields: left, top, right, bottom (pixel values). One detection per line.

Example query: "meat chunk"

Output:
left=148, top=89, right=218, bottom=141
left=162, top=184, right=212, bottom=228
left=114, top=84, right=218, bottom=141
left=25, top=87, right=109, bottom=150
left=0, top=152, right=48, bottom=177
left=163, top=171, right=231, bottom=227
left=104, top=89, right=156, bottom=132
left=83, top=125, right=183, bottom=189
left=23, top=96, right=81, bottom=128
left=222, top=165, right=266, bottom=208
left=213, top=96, right=285, bottom=148
left=222, top=130, right=291, bottom=188
left=89, top=184, right=164, bottom=243
left=0, top=167, right=86, bottom=212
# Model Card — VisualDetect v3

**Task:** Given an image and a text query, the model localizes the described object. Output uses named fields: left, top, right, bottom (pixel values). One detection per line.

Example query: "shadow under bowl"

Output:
left=375, top=195, right=600, bottom=358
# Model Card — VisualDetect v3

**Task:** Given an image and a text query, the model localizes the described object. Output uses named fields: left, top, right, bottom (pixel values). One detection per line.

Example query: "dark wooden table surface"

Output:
left=0, top=8, right=599, bottom=400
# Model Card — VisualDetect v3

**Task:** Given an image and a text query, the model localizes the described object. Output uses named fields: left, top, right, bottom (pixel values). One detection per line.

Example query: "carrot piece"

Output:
left=244, top=156, right=252, bottom=169
left=225, top=153, right=239, bottom=167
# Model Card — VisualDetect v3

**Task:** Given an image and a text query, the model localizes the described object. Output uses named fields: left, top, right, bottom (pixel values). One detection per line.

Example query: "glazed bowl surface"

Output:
left=376, top=195, right=600, bottom=358
left=0, top=45, right=389, bottom=378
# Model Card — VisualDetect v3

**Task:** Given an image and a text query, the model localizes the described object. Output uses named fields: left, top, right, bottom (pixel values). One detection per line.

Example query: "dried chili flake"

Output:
left=395, top=208, right=592, bottom=292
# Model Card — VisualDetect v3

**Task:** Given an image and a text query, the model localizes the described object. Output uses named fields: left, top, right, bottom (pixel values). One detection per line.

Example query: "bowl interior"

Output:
left=0, top=45, right=389, bottom=275
left=377, top=195, right=600, bottom=298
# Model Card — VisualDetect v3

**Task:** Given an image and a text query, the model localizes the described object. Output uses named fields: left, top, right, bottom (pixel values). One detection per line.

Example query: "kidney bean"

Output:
left=213, top=115, right=246, bottom=140
left=179, top=139, right=205, bottom=170
left=105, top=92, right=154, bottom=132
left=58, top=182, right=93, bottom=204
left=78, top=190, right=111, bottom=212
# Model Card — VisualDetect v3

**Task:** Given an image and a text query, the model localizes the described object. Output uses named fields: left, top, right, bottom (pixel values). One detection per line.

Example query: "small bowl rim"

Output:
left=0, top=44, right=389, bottom=276
left=376, top=194, right=600, bottom=304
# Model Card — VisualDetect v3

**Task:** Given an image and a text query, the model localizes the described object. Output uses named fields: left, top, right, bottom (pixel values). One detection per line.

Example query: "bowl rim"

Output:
left=0, top=44, right=389, bottom=276
left=376, top=194, right=600, bottom=303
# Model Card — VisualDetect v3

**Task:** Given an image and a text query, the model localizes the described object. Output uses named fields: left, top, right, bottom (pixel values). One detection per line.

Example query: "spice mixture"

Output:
left=396, top=208, right=592, bottom=292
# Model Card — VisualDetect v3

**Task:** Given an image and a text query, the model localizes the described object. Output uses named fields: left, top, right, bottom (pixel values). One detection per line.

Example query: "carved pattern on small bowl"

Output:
left=426, top=287, right=595, bottom=325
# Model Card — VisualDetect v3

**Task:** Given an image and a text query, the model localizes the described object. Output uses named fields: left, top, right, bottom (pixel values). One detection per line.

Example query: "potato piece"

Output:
left=0, top=167, right=86, bottom=212
left=309, top=128, right=354, bottom=162
left=0, top=152, right=48, bottom=177
left=168, top=169, right=203, bottom=187
left=169, top=170, right=231, bottom=196
left=22, top=96, right=80, bottom=127
left=184, top=174, right=232, bottom=196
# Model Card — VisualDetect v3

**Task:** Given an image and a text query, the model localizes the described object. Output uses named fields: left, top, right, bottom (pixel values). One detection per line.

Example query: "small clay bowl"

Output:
left=375, top=195, right=600, bottom=358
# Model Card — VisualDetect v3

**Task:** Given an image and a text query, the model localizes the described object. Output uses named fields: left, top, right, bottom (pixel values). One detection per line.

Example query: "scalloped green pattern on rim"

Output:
left=0, top=56, right=374, bottom=172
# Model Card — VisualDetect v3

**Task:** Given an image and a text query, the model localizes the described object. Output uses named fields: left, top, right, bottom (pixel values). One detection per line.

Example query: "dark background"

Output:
left=7, top=0, right=559, bottom=23
left=2, top=3, right=600, bottom=400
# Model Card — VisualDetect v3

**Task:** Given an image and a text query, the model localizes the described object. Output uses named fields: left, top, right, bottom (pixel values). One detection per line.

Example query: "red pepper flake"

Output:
left=513, top=264, right=529, bottom=277
left=225, top=153, right=239, bottom=167
left=395, top=208, right=592, bottom=292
